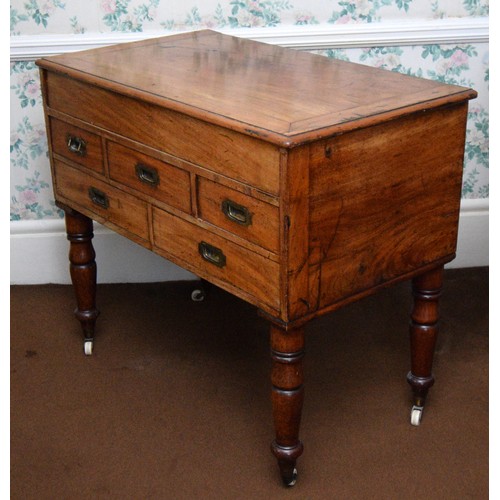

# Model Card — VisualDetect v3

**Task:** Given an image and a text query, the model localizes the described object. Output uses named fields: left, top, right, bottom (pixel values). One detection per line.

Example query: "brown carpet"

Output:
left=11, top=268, right=488, bottom=499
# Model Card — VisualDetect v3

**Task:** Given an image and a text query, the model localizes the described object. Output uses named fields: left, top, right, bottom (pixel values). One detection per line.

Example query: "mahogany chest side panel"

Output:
left=308, top=103, right=469, bottom=312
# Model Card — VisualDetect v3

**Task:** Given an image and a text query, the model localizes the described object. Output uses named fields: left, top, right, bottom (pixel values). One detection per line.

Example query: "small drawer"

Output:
left=54, top=160, right=149, bottom=240
left=107, top=141, right=191, bottom=213
left=49, top=117, right=104, bottom=173
left=152, top=207, right=280, bottom=311
left=197, top=178, right=279, bottom=253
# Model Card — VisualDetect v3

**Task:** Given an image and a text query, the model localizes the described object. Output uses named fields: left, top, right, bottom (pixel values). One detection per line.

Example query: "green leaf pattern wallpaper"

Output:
left=10, top=0, right=489, bottom=220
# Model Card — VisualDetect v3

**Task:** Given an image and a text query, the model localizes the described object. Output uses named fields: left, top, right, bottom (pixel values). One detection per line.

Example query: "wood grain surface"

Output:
left=45, top=71, right=281, bottom=194
left=309, top=103, right=468, bottom=309
left=55, top=160, right=150, bottom=241
left=152, top=206, right=280, bottom=312
left=197, top=177, right=280, bottom=253
left=50, top=117, right=104, bottom=174
left=36, top=30, right=476, bottom=146
left=107, top=140, right=192, bottom=214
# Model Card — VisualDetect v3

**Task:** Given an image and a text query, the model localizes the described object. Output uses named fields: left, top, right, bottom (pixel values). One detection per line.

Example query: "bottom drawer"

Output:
left=55, top=160, right=149, bottom=241
left=152, top=207, right=280, bottom=311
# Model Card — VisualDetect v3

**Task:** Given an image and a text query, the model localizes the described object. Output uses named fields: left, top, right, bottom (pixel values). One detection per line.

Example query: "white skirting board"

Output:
left=10, top=219, right=196, bottom=285
left=10, top=199, right=488, bottom=285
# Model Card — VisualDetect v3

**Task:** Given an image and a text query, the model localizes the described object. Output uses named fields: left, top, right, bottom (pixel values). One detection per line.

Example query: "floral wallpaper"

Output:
left=10, top=0, right=490, bottom=34
left=10, top=0, right=489, bottom=220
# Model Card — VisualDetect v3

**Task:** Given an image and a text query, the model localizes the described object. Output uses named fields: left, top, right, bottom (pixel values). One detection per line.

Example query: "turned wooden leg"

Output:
left=63, top=207, right=99, bottom=355
left=270, top=324, right=305, bottom=486
left=407, top=265, right=443, bottom=425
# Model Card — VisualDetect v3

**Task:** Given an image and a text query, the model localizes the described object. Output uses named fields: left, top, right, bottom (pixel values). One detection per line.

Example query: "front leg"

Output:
left=407, top=265, right=443, bottom=425
left=270, top=323, right=305, bottom=487
left=63, top=206, right=99, bottom=355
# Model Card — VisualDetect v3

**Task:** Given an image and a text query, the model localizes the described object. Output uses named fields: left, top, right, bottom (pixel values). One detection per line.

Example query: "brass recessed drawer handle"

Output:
left=88, top=186, right=109, bottom=209
left=221, top=199, right=252, bottom=226
left=66, top=135, right=87, bottom=156
left=198, top=241, right=226, bottom=268
left=135, top=163, right=159, bottom=186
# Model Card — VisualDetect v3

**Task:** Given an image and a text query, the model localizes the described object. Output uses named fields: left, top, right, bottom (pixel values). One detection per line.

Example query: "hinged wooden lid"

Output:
left=37, top=30, right=477, bottom=146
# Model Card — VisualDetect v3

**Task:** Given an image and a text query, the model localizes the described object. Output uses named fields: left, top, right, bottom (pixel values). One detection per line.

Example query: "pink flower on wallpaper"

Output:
left=25, top=81, right=40, bottom=97
left=451, top=49, right=469, bottom=66
left=20, top=72, right=35, bottom=87
left=336, top=14, right=352, bottom=24
left=10, top=131, right=20, bottom=146
left=438, top=59, right=453, bottom=72
left=436, top=49, right=470, bottom=74
left=101, top=0, right=117, bottom=14
left=202, top=18, right=216, bottom=29
left=469, top=129, right=487, bottom=151
left=379, top=54, right=400, bottom=69
left=26, top=127, right=46, bottom=148
left=248, top=1, right=263, bottom=13
left=296, top=13, right=315, bottom=24
left=355, top=0, right=372, bottom=16
left=19, top=190, right=37, bottom=204
left=236, top=12, right=264, bottom=28
left=39, top=2, right=55, bottom=16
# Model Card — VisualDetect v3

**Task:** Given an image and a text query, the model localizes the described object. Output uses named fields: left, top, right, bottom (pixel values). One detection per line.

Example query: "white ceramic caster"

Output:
left=284, top=468, right=298, bottom=487
left=191, top=289, right=205, bottom=302
left=84, top=340, right=93, bottom=356
left=410, top=405, right=423, bottom=426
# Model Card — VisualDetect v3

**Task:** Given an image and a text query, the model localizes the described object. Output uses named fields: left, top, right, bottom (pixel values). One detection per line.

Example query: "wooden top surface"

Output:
left=37, top=30, right=476, bottom=146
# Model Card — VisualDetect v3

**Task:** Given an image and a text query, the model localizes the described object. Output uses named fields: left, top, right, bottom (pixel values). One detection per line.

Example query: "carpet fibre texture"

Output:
left=11, top=267, right=488, bottom=499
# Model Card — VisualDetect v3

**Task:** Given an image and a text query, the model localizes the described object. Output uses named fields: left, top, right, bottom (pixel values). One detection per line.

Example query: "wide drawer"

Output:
left=107, top=141, right=191, bottom=214
left=54, top=160, right=149, bottom=240
left=49, top=117, right=104, bottom=174
left=46, top=72, right=280, bottom=195
left=197, top=177, right=279, bottom=253
left=152, top=207, right=280, bottom=311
